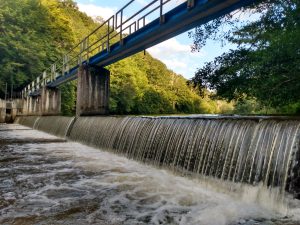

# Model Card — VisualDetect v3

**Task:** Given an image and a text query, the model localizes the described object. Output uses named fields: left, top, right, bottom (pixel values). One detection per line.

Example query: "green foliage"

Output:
left=232, top=97, right=276, bottom=115
left=60, top=81, right=76, bottom=116
left=190, top=0, right=300, bottom=114
left=137, top=88, right=174, bottom=114
left=107, top=52, right=214, bottom=115
left=0, top=0, right=76, bottom=97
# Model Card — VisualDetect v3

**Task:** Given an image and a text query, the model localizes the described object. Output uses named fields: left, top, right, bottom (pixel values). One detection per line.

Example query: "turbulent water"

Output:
left=1, top=123, right=300, bottom=225
left=17, top=115, right=300, bottom=200
left=69, top=116, right=300, bottom=198
left=15, top=116, right=75, bottom=138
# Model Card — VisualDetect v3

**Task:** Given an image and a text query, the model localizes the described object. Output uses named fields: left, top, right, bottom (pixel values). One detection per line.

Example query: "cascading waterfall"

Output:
left=34, top=116, right=75, bottom=138
left=15, top=116, right=40, bottom=128
left=17, top=116, right=75, bottom=138
left=68, top=116, right=300, bottom=201
left=14, top=115, right=300, bottom=211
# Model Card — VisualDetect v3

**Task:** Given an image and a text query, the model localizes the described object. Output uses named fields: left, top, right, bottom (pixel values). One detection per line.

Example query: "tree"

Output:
left=190, top=0, right=300, bottom=113
left=0, top=0, right=75, bottom=97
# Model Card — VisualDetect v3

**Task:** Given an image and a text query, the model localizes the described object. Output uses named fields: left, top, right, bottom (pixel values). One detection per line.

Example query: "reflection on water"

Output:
left=0, top=124, right=299, bottom=225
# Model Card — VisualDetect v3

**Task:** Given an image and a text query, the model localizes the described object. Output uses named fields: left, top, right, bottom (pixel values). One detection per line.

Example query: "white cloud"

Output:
left=175, top=0, right=186, bottom=5
left=77, top=3, right=116, bottom=20
left=231, top=9, right=261, bottom=21
left=148, top=38, right=206, bottom=78
left=148, top=38, right=191, bottom=56
left=77, top=3, right=141, bottom=33
left=163, top=59, right=188, bottom=69
left=136, top=0, right=148, bottom=6
left=76, top=2, right=202, bottom=79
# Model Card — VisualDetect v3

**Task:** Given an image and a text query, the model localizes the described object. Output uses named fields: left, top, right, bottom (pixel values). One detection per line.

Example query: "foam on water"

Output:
left=0, top=124, right=60, bottom=140
left=47, top=143, right=274, bottom=225
left=68, top=116, right=300, bottom=201
left=1, top=124, right=300, bottom=224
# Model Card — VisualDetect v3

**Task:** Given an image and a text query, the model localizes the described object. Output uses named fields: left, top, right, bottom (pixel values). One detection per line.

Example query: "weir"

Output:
left=16, top=115, right=300, bottom=203
left=15, top=116, right=74, bottom=138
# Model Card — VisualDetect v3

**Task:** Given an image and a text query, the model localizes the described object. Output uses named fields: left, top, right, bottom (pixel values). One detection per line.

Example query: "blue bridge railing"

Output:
left=22, top=0, right=256, bottom=97
left=23, top=0, right=184, bottom=96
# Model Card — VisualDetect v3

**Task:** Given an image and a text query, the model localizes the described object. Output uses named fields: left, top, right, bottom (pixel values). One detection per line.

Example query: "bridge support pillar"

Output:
left=22, top=87, right=61, bottom=116
left=41, top=87, right=61, bottom=115
left=76, top=65, right=110, bottom=116
left=21, top=98, right=29, bottom=116
left=26, top=96, right=41, bottom=115
left=0, top=99, right=6, bottom=123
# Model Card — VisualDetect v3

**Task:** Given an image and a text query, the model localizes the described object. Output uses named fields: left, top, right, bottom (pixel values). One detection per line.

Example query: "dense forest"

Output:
left=189, top=0, right=300, bottom=114
left=0, top=0, right=234, bottom=115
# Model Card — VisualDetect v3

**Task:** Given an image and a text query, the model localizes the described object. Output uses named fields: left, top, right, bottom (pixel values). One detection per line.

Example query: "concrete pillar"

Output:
left=14, top=99, right=24, bottom=116
left=27, top=96, right=41, bottom=116
left=20, top=98, right=29, bottom=116
left=28, top=96, right=36, bottom=115
left=10, top=102, right=17, bottom=122
left=0, top=99, right=5, bottom=123
left=41, top=87, right=61, bottom=115
left=23, top=87, right=60, bottom=116
left=76, top=65, right=110, bottom=116
left=27, top=96, right=33, bottom=115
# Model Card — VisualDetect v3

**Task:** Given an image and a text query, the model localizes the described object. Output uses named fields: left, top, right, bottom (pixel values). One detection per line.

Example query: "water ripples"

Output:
left=0, top=124, right=299, bottom=225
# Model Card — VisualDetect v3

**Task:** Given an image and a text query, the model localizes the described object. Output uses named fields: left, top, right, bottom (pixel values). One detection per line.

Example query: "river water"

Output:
left=0, top=124, right=299, bottom=225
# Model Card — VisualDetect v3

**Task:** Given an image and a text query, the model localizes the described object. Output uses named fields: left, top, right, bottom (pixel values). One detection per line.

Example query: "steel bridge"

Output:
left=23, top=0, right=255, bottom=96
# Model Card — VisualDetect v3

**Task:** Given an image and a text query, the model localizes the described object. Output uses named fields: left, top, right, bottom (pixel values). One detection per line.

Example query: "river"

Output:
left=0, top=124, right=299, bottom=225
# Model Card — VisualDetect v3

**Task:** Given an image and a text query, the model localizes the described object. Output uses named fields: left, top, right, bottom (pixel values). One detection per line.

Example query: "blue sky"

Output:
left=74, top=0, right=248, bottom=79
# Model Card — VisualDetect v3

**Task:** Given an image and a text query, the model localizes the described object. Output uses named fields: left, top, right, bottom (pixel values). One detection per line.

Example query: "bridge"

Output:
left=16, top=0, right=255, bottom=117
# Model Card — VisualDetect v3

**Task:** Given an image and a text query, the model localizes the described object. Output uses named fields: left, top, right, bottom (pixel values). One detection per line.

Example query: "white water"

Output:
left=0, top=124, right=299, bottom=225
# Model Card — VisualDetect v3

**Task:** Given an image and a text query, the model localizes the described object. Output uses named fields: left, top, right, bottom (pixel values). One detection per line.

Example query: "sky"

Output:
left=74, top=0, right=248, bottom=79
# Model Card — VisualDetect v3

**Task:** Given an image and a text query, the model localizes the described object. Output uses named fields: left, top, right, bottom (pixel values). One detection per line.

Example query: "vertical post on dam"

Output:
left=76, top=65, right=110, bottom=116
left=40, top=87, right=61, bottom=115
left=0, top=99, right=6, bottom=123
left=22, top=87, right=61, bottom=116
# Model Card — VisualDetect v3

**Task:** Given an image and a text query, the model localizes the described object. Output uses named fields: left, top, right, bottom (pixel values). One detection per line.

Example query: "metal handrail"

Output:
left=24, top=0, right=188, bottom=97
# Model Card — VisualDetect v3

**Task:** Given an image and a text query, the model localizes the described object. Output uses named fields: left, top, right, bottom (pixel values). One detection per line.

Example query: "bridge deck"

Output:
left=26, top=0, right=255, bottom=93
